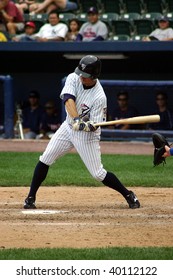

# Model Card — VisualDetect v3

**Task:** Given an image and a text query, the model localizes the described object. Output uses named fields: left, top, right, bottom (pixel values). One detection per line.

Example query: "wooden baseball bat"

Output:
left=94, top=114, right=160, bottom=127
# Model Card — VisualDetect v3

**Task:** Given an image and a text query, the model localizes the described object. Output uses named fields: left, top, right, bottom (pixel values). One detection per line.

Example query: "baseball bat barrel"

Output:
left=94, top=114, right=160, bottom=127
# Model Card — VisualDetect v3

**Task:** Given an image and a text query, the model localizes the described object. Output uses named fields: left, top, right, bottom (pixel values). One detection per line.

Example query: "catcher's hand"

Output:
left=72, top=117, right=96, bottom=132
left=152, top=133, right=170, bottom=166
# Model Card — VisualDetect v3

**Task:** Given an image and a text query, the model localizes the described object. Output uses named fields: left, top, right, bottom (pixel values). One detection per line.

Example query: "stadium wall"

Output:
left=1, top=41, right=173, bottom=138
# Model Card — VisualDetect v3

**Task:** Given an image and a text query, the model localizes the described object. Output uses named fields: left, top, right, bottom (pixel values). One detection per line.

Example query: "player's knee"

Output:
left=91, top=168, right=107, bottom=181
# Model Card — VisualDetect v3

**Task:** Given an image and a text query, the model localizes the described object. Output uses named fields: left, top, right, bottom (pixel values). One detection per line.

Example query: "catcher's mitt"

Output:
left=152, top=133, right=170, bottom=166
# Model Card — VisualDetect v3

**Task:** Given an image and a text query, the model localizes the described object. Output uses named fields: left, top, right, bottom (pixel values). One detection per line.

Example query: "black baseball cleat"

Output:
left=24, top=196, right=36, bottom=209
left=125, top=191, right=140, bottom=209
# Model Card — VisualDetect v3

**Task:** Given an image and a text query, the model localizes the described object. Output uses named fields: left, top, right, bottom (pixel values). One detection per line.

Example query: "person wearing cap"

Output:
left=23, top=55, right=140, bottom=210
left=12, top=21, right=36, bottom=41
left=142, top=16, right=173, bottom=41
left=28, top=0, right=77, bottom=14
left=75, top=6, right=108, bottom=42
left=22, top=90, right=44, bottom=139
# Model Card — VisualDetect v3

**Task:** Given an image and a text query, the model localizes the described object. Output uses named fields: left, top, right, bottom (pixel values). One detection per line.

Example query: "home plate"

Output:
left=21, top=210, right=69, bottom=215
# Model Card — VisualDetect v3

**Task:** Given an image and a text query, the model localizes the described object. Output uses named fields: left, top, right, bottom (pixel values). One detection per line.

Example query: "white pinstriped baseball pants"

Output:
left=39, top=121, right=107, bottom=181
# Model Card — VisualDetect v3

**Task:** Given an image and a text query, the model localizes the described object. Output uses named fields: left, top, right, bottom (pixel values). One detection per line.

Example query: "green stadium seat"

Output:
left=99, top=13, right=119, bottom=37
left=111, top=19, right=134, bottom=36
left=166, top=12, right=173, bottom=20
left=76, top=13, right=87, bottom=24
left=141, top=12, right=163, bottom=21
left=29, top=13, right=48, bottom=23
left=110, top=34, right=131, bottom=41
left=59, top=13, right=76, bottom=23
left=99, top=12, right=119, bottom=22
left=119, top=12, right=141, bottom=21
left=27, top=14, right=48, bottom=32
left=144, top=0, right=167, bottom=13
left=123, top=0, right=146, bottom=14
left=133, top=19, right=156, bottom=35
left=166, top=0, right=173, bottom=12
left=131, top=34, right=148, bottom=40
left=101, top=0, right=125, bottom=14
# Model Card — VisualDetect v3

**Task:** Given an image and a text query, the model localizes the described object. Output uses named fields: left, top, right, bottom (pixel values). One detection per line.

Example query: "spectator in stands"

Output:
left=108, top=91, right=139, bottom=130
left=12, top=21, right=36, bottom=41
left=33, top=10, right=68, bottom=41
left=37, top=100, right=61, bottom=139
left=75, top=6, right=108, bottom=42
left=22, top=90, right=44, bottom=139
left=148, top=91, right=173, bottom=130
left=0, top=0, right=24, bottom=36
left=15, top=0, right=36, bottom=15
left=142, top=16, right=173, bottom=41
left=65, top=18, right=80, bottom=41
left=29, top=0, right=78, bottom=14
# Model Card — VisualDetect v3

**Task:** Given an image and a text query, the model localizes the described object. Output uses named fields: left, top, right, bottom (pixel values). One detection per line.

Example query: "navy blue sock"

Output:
left=28, top=161, right=49, bottom=198
left=102, top=171, right=129, bottom=197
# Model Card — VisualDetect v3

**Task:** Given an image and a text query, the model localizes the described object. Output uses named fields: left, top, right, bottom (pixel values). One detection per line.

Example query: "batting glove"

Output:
left=72, top=118, right=96, bottom=132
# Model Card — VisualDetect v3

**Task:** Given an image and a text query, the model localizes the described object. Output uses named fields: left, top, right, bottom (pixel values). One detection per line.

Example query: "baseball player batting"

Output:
left=24, top=55, right=140, bottom=209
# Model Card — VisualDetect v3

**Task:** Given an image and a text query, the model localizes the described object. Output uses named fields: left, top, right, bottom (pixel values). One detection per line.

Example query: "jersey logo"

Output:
left=79, top=104, right=91, bottom=118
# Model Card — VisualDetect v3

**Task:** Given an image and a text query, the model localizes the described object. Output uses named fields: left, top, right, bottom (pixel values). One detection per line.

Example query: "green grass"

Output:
left=0, top=247, right=172, bottom=260
left=0, top=152, right=173, bottom=187
left=0, top=151, right=173, bottom=260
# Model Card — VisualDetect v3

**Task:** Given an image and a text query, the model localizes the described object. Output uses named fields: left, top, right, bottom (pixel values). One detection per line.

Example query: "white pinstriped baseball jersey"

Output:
left=60, top=73, right=107, bottom=125
left=39, top=72, right=107, bottom=181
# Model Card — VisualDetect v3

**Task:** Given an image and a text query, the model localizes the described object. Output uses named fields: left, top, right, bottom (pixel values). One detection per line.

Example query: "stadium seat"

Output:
left=23, top=13, right=30, bottom=22
left=119, top=12, right=141, bottom=21
left=76, top=13, right=87, bottom=24
left=144, top=0, right=167, bottom=13
left=111, top=19, right=134, bottom=36
left=59, top=13, right=76, bottom=23
left=110, top=34, right=131, bottom=41
left=166, top=0, right=173, bottom=12
left=166, top=12, right=173, bottom=19
left=133, top=19, right=156, bottom=35
left=101, top=0, right=125, bottom=14
left=141, top=12, right=163, bottom=21
left=123, top=0, right=146, bottom=14
left=28, top=14, right=48, bottom=32
left=99, top=13, right=119, bottom=37
left=99, top=12, right=119, bottom=22
left=168, top=18, right=173, bottom=28
left=29, top=13, right=48, bottom=23
left=131, top=34, right=148, bottom=40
